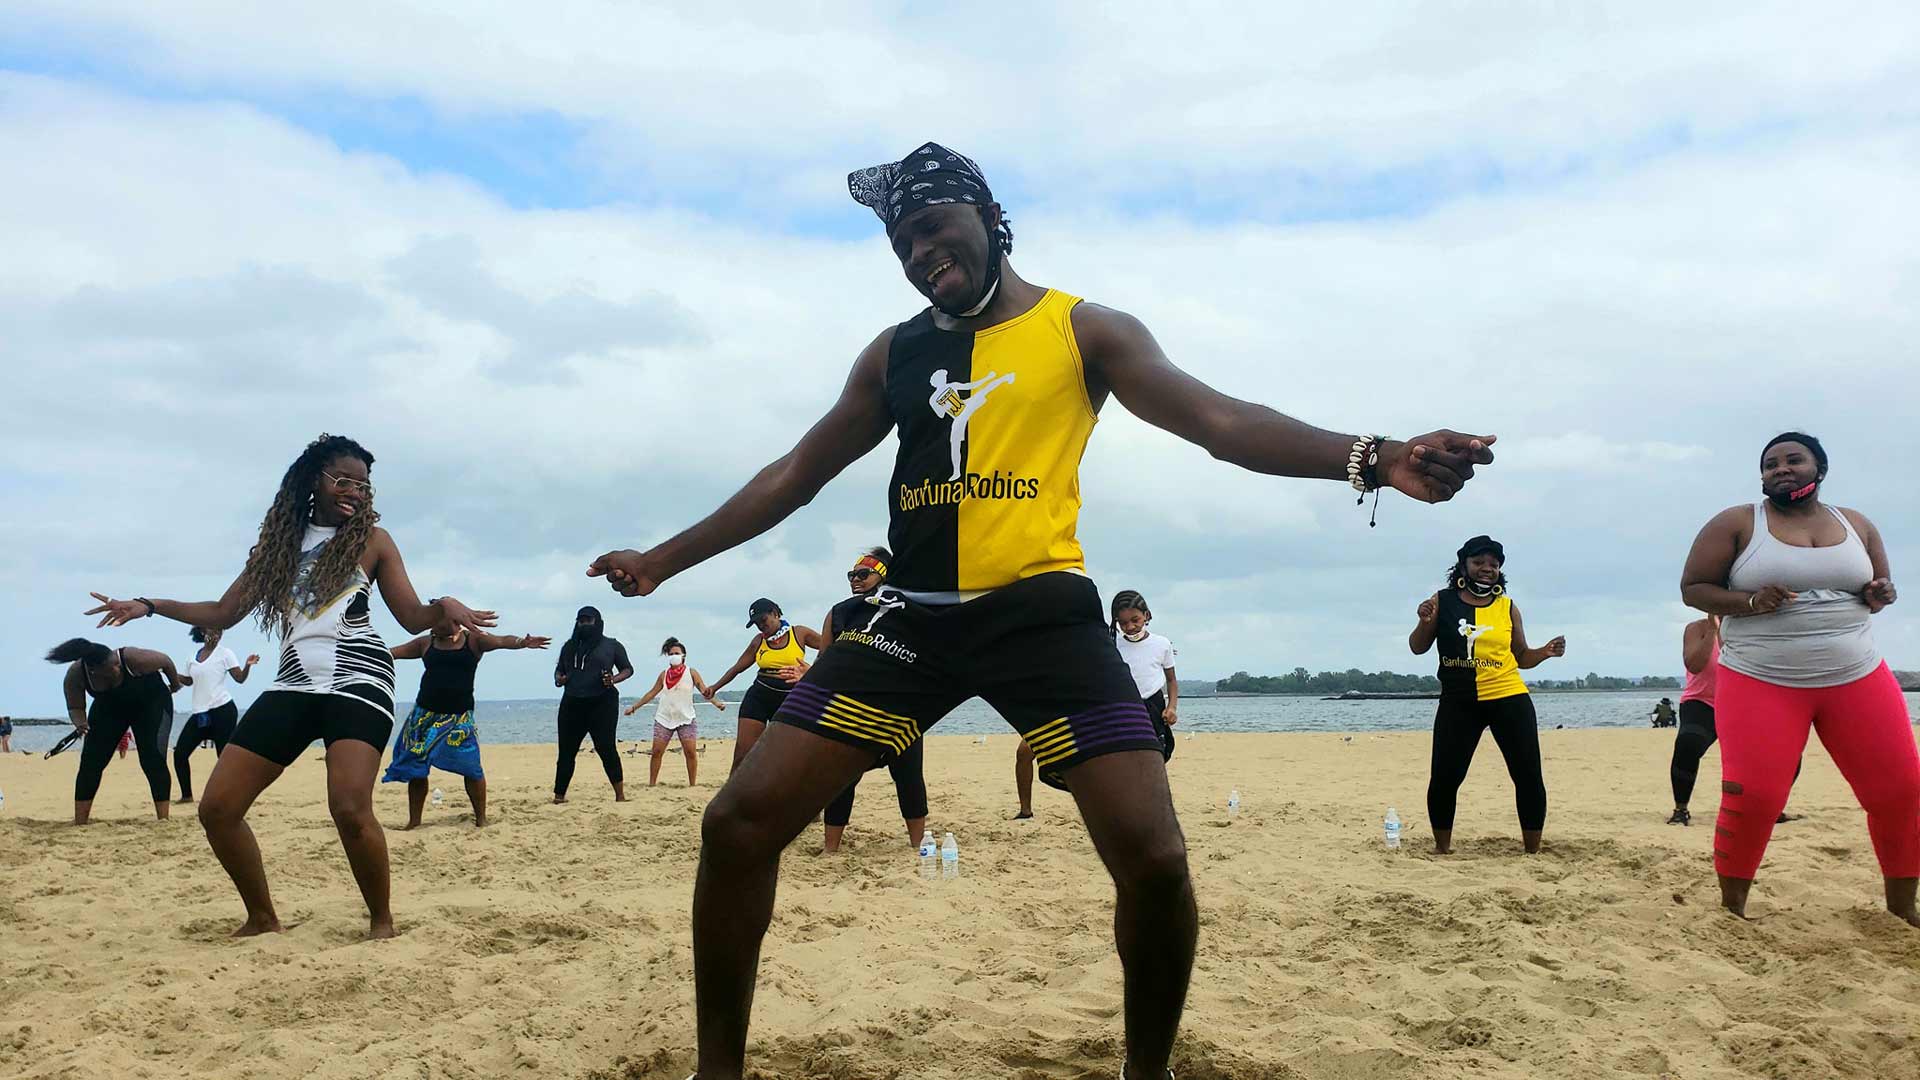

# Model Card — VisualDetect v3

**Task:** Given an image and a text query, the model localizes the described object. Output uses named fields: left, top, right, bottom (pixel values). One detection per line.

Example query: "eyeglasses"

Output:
left=847, top=569, right=878, bottom=582
left=321, top=471, right=375, bottom=496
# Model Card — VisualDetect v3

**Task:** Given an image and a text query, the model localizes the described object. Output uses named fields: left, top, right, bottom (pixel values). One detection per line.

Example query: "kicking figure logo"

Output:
left=927, top=368, right=1017, bottom=481
left=1457, top=618, right=1491, bottom=660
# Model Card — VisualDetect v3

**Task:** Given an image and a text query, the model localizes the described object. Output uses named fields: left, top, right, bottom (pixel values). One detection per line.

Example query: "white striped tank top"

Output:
left=267, top=524, right=397, bottom=717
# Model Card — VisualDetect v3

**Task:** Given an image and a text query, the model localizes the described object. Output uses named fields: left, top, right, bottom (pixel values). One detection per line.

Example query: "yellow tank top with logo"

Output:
left=1435, top=592, right=1529, bottom=702
left=754, top=628, right=806, bottom=687
left=883, top=289, right=1095, bottom=595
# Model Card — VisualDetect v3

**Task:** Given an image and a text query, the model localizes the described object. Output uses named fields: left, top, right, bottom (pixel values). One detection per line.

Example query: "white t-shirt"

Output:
left=187, top=646, right=242, bottom=714
left=1115, top=632, right=1177, bottom=699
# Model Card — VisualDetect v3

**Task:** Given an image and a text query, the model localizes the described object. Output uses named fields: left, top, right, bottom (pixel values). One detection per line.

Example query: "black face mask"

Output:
left=1766, top=477, right=1821, bottom=510
left=569, top=608, right=605, bottom=668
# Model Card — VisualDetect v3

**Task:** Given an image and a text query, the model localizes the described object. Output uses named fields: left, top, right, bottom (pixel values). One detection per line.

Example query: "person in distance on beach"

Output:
left=387, top=620, right=548, bottom=828
left=624, top=637, right=725, bottom=787
left=552, top=606, right=633, bottom=803
left=172, top=626, right=257, bottom=803
left=1679, top=432, right=1913, bottom=925
left=1409, top=535, right=1566, bottom=855
left=588, top=141, right=1497, bottom=1080
left=1014, top=588, right=1180, bottom=816
left=702, top=600, right=826, bottom=773
left=800, top=548, right=930, bottom=854
left=84, top=433, right=496, bottom=938
left=46, top=638, right=179, bottom=823
left=1666, top=618, right=1719, bottom=825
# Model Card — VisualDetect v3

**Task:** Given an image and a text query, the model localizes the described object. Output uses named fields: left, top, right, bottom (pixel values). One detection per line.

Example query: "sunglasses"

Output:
left=321, top=470, right=375, bottom=496
left=847, top=569, right=879, bottom=582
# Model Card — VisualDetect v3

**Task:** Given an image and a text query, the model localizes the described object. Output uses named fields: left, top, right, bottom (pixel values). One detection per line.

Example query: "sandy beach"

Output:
left=2, top=729, right=1918, bottom=1080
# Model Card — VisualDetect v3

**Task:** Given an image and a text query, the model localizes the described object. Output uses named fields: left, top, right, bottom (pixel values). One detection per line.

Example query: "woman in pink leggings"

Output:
left=1680, top=432, right=1913, bottom=925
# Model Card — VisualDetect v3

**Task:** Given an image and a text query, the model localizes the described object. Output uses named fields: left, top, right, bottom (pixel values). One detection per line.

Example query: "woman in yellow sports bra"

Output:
left=706, top=598, right=827, bottom=772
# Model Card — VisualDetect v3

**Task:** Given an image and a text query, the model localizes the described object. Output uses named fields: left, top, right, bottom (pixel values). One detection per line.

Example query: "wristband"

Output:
left=135, top=598, right=156, bottom=618
left=1747, top=593, right=1757, bottom=612
left=1347, top=435, right=1386, bottom=529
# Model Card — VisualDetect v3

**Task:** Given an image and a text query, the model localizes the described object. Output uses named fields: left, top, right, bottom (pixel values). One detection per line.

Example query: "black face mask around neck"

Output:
left=1766, top=478, right=1820, bottom=509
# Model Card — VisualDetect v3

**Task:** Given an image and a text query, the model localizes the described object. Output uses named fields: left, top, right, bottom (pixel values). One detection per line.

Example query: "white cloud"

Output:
left=2, top=9, right=1918, bottom=709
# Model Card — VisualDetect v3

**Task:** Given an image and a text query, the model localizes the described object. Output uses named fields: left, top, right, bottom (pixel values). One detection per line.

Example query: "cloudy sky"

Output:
left=3, top=3, right=1917, bottom=714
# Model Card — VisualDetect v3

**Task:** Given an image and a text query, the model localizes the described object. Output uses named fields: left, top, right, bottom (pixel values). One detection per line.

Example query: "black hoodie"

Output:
left=557, top=606, right=629, bottom=699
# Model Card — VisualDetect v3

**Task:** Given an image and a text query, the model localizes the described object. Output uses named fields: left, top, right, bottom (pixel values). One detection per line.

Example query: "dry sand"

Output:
left=2, top=729, right=1918, bottom=1080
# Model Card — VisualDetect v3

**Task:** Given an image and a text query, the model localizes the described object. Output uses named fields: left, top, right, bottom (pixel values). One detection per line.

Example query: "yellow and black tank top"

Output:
left=754, top=628, right=806, bottom=688
left=1435, top=592, right=1529, bottom=702
left=884, top=289, right=1095, bottom=595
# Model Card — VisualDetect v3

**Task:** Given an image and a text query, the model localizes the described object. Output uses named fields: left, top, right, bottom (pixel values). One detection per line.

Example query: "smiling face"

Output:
left=1116, top=608, right=1150, bottom=639
left=1464, top=553, right=1504, bottom=584
left=310, top=454, right=372, bottom=526
left=889, top=203, right=998, bottom=311
left=1760, top=440, right=1822, bottom=502
left=847, top=567, right=882, bottom=596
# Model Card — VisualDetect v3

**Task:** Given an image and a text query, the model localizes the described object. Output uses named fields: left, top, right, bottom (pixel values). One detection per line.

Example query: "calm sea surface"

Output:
left=14, top=691, right=1914, bottom=752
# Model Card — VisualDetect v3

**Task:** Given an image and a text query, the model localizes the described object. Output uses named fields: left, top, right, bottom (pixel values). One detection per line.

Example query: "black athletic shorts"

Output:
left=739, top=679, right=792, bottom=722
left=773, top=572, right=1161, bottom=789
left=230, top=689, right=395, bottom=768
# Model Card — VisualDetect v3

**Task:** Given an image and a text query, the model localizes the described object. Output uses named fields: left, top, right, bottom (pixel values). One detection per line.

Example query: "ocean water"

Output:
left=16, top=691, right=1913, bottom=752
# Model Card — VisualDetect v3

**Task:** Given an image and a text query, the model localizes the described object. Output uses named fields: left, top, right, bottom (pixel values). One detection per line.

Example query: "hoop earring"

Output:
left=1455, top=577, right=1468, bottom=590
left=1492, top=583, right=1506, bottom=597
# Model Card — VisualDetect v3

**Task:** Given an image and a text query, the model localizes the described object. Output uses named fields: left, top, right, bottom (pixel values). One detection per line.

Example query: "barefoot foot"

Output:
left=232, top=915, right=283, bottom=938
left=368, top=917, right=397, bottom=940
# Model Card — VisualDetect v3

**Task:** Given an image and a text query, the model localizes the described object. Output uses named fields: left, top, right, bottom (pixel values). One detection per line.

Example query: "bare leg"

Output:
left=1522, top=829, right=1542, bottom=854
left=649, top=737, right=669, bottom=786
left=196, top=745, right=287, bottom=936
left=905, top=816, right=927, bottom=849
left=404, top=779, right=428, bottom=829
left=731, top=717, right=767, bottom=773
left=465, top=777, right=487, bottom=827
left=694, top=723, right=875, bottom=1080
left=1719, top=874, right=1754, bottom=918
left=72, top=799, right=94, bottom=826
left=1065, top=750, right=1196, bottom=1080
left=324, top=740, right=394, bottom=939
left=1014, top=739, right=1034, bottom=819
left=823, top=824, right=846, bottom=853
left=680, top=733, right=699, bottom=786
left=1886, top=878, right=1920, bottom=928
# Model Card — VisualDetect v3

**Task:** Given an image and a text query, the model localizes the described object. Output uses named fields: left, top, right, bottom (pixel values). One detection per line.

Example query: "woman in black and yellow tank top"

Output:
left=706, top=599, right=827, bottom=772
left=1409, top=536, right=1567, bottom=854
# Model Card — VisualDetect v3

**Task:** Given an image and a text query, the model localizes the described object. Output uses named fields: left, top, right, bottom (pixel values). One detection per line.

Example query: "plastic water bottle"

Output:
left=1226, top=789, right=1240, bottom=820
left=940, top=831, right=959, bottom=879
left=1384, top=807, right=1402, bottom=849
left=431, top=787, right=444, bottom=807
left=918, top=831, right=938, bottom=879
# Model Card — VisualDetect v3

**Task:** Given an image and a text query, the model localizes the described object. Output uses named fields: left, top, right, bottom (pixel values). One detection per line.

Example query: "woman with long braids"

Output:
left=172, top=626, right=257, bottom=803
left=1409, top=536, right=1566, bottom=854
left=387, top=620, right=549, bottom=827
left=85, top=433, right=495, bottom=938
left=1680, top=432, right=1913, bottom=925
left=46, top=638, right=180, bottom=824
left=552, top=606, right=634, bottom=803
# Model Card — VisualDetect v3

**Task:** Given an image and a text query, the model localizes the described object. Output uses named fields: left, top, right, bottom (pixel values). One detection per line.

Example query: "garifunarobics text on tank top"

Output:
left=267, top=523, right=397, bottom=718
left=1721, top=502, right=1879, bottom=689
left=1433, top=592, right=1529, bottom=703
left=884, top=289, right=1094, bottom=598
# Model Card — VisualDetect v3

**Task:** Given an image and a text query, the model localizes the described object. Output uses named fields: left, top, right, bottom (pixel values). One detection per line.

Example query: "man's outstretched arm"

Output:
left=590, top=331, right=897, bottom=596
left=1074, top=304, right=1494, bottom=502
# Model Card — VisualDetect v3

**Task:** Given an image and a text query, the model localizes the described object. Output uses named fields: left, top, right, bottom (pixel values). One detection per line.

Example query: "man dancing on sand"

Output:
left=590, top=141, right=1498, bottom=1080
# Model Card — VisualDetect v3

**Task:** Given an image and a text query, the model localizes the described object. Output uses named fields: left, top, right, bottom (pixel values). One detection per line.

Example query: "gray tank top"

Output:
left=1720, top=501, right=1878, bottom=688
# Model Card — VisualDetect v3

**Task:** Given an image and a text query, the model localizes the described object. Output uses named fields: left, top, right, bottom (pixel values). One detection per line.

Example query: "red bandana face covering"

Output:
left=663, top=658, right=686, bottom=689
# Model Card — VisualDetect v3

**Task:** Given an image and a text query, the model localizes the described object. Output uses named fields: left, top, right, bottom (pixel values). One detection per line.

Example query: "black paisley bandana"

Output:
left=848, top=142, right=993, bottom=229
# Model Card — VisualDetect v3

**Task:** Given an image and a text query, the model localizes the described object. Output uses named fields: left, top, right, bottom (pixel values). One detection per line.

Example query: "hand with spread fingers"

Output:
left=84, top=592, right=150, bottom=628
left=1379, top=431, right=1497, bottom=503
